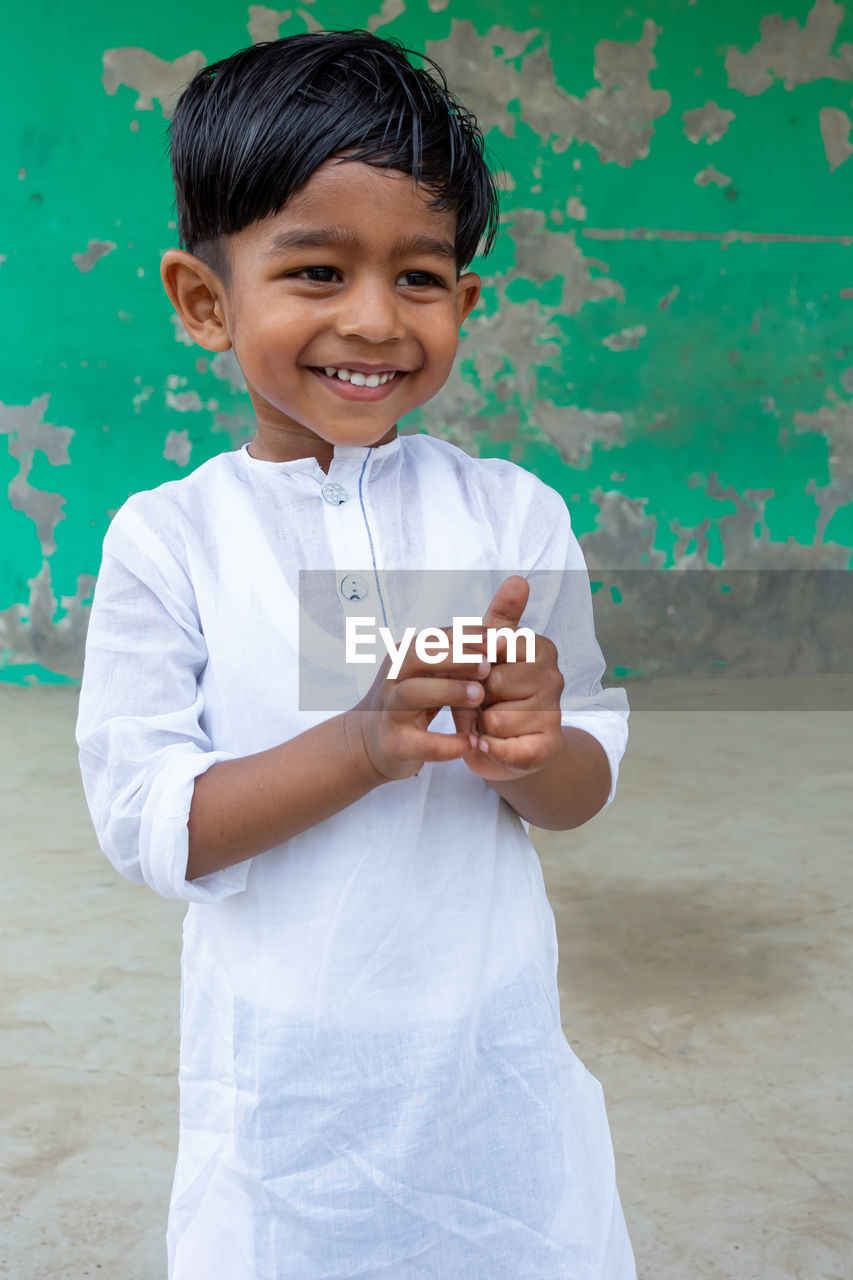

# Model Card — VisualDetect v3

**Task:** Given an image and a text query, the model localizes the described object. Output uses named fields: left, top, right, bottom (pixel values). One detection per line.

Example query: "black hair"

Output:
left=166, top=29, right=500, bottom=283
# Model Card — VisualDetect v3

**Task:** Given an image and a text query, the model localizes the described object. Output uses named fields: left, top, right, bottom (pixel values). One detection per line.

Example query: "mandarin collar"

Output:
left=239, top=435, right=402, bottom=480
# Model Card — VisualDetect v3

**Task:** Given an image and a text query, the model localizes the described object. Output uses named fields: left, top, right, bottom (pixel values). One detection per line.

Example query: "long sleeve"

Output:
left=518, top=475, right=630, bottom=808
left=75, top=495, right=251, bottom=903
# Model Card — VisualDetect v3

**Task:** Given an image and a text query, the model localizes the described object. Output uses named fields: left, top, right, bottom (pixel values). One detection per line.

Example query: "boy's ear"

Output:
left=159, top=249, right=233, bottom=352
left=456, top=271, right=482, bottom=327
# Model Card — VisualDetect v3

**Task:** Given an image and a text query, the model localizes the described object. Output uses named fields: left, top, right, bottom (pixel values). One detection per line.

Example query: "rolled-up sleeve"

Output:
left=519, top=478, right=630, bottom=808
left=75, top=497, right=251, bottom=902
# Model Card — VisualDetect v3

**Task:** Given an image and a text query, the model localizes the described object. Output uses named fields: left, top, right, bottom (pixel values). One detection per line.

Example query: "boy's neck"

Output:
left=246, top=423, right=399, bottom=473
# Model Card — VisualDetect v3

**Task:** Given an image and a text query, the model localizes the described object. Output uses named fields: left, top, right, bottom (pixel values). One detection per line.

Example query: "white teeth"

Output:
left=321, top=367, right=399, bottom=384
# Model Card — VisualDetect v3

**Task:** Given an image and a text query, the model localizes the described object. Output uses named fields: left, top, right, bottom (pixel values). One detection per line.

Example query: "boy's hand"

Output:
left=452, top=576, right=565, bottom=783
left=344, top=639, right=489, bottom=783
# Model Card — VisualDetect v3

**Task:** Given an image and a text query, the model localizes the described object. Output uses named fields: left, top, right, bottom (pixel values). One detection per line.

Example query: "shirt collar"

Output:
left=238, top=435, right=402, bottom=478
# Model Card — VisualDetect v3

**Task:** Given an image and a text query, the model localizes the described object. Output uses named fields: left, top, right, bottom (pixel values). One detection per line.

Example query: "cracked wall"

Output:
left=3, top=0, right=853, bottom=686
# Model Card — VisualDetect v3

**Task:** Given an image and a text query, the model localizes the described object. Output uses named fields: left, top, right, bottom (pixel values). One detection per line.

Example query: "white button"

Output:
left=340, top=575, right=369, bottom=601
left=321, top=482, right=349, bottom=505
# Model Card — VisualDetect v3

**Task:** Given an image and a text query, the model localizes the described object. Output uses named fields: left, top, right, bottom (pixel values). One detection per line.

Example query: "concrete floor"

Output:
left=1, top=679, right=851, bottom=1279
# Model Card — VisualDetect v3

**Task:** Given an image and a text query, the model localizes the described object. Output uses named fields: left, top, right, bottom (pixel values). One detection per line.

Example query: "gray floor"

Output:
left=2, top=680, right=851, bottom=1279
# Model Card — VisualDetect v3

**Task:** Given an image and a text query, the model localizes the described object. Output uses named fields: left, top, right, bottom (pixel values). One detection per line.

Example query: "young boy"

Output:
left=76, top=29, right=636, bottom=1280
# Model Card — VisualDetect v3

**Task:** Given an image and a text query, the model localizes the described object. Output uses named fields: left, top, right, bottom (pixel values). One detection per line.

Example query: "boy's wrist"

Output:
left=341, top=709, right=391, bottom=788
left=486, top=727, right=611, bottom=831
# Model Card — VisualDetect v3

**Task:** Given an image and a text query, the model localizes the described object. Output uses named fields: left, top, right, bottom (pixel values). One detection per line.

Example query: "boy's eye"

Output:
left=294, top=266, right=338, bottom=282
left=399, top=270, right=440, bottom=288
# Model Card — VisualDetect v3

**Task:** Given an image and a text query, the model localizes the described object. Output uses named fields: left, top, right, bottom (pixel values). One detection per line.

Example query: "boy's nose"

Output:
left=334, top=281, right=404, bottom=344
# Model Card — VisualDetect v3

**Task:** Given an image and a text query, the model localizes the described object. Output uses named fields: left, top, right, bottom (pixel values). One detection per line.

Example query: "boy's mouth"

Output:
left=309, top=366, right=406, bottom=400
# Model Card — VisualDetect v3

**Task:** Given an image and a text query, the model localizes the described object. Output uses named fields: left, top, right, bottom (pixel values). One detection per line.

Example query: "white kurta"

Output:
left=76, top=433, right=636, bottom=1280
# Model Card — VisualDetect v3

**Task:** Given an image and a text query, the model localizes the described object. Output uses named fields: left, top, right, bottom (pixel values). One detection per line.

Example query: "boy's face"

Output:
left=160, top=159, right=482, bottom=466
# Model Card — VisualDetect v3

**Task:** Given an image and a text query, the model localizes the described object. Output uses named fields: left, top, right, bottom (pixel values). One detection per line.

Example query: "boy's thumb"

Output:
left=482, top=575, right=530, bottom=634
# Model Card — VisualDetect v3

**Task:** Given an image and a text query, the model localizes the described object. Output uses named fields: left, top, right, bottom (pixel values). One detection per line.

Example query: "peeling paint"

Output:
left=704, top=472, right=849, bottom=568
left=367, top=0, right=406, bottom=33
left=296, top=8, right=323, bottom=32
left=533, top=405, right=625, bottom=468
left=682, top=100, right=736, bottom=143
left=501, top=211, right=624, bottom=313
left=602, top=325, right=647, bottom=351
left=567, top=196, right=588, bottom=220
left=794, top=397, right=853, bottom=483
left=71, top=240, right=116, bottom=273
left=574, top=21, right=671, bottom=164
left=819, top=105, right=853, bottom=170
left=581, top=227, right=853, bottom=244
left=0, top=564, right=94, bottom=680
left=0, top=395, right=73, bottom=556
left=132, top=385, right=154, bottom=413
left=166, top=389, right=205, bottom=412
left=579, top=491, right=665, bottom=571
left=101, top=47, right=207, bottom=118
left=725, top=0, right=853, bottom=96
left=247, top=6, right=292, bottom=43
left=163, top=429, right=192, bottom=466
left=426, top=18, right=670, bottom=166
left=695, top=165, right=733, bottom=187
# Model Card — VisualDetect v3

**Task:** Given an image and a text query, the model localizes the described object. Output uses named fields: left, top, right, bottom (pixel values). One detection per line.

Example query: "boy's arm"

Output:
left=185, top=712, right=379, bottom=879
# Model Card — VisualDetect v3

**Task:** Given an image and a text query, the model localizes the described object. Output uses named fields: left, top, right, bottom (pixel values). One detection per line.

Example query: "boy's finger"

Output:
left=478, top=702, right=559, bottom=739
left=476, top=731, right=548, bottom=772
left=389, top=675, right=486, bottom=714
left=483, top=665, right=563, bottom=711
left=450, top=703, right=480, bottom=744
left=409, top=726, right=484, bottom=764
left=481, top=575, right=530, bottom=637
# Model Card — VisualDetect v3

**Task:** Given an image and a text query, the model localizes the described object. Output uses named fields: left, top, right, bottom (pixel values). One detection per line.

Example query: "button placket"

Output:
left=318, top=471, right=377, bottom=698
left=319, top=464, right=375, bottom=608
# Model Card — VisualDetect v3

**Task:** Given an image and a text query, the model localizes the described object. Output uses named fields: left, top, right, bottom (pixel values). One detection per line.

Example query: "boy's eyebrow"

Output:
left=259, top=225, right=457, bottom=262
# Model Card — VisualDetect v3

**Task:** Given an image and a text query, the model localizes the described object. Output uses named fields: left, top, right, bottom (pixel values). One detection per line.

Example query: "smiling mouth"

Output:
left=309, top=366, right=407, bottom=399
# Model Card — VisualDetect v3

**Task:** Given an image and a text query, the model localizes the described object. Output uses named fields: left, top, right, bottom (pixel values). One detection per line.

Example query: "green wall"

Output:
left=2, top=0, right=852, bottom=685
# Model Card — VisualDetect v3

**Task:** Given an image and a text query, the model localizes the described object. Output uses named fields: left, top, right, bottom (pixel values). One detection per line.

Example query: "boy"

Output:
left=76, top=29, right=636, bottom=1279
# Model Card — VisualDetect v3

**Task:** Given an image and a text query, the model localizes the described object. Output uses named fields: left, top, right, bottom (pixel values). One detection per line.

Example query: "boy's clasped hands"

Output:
left=347, top=576, right=565, bottom=785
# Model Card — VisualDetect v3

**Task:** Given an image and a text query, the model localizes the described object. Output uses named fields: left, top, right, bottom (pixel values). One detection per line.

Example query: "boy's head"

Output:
left=168, top=29, right=498, bottom=285
left=160, top=31, right=498, bottom=464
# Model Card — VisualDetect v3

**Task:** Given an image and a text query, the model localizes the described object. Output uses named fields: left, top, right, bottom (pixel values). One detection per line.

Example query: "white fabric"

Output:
left=76, top=433, right=635, bottom=1279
